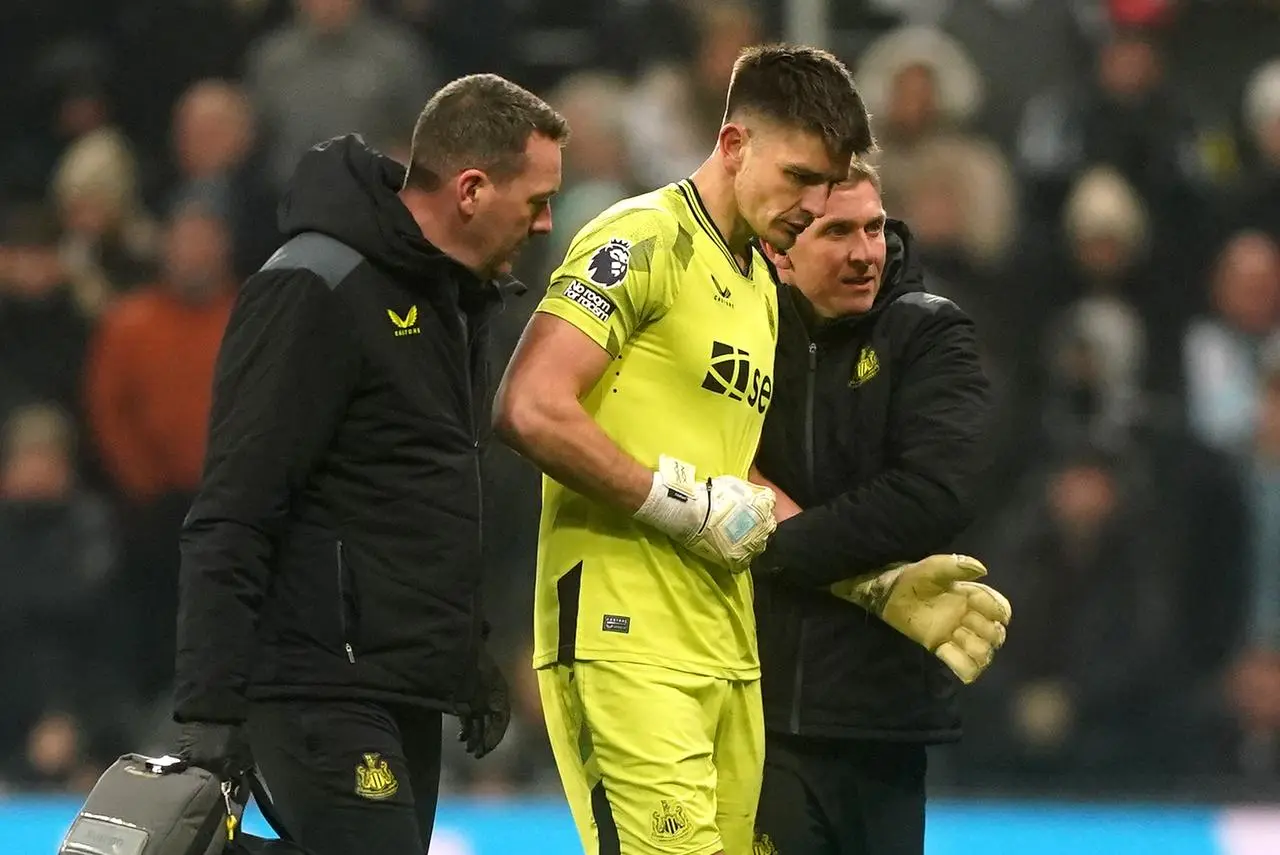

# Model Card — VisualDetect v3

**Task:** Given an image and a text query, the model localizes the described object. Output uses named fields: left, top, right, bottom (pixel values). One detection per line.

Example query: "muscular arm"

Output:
left=494, top=312, right=653, bottom=512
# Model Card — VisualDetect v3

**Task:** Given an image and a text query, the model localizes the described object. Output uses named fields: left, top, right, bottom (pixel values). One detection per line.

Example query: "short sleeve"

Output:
left=536, top=206, right=681, bottom=357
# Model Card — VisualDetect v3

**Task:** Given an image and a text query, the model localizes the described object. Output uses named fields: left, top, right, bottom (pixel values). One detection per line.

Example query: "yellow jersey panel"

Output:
left=532, top=180, right=779, bottom=679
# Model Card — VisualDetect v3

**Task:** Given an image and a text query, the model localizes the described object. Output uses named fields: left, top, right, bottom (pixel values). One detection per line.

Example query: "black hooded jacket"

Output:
left=174, top=135, right=512, bottom=724
left=753, top=220, right=992, bottom=741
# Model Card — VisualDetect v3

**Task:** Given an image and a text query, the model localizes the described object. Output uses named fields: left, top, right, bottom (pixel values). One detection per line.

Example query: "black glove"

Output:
left=458, top=646, right=510, bottom=759
left=174, top=721, right=253, bottom=781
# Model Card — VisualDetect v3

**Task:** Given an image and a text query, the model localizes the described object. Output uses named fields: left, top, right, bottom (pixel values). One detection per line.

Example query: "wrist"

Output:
left=633, top=466, right=705, bottom=540
left=829, top=564, right=906, bottom=614
left=861, top=564, right=906, bottom=616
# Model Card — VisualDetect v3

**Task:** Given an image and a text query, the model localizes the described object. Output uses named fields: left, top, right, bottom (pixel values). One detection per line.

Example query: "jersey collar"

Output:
left=676, top=179, right=754, bottom=278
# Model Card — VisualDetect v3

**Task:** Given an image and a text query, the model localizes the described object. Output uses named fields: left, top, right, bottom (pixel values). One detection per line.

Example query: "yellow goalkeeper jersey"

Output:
left=531, top=179, right=779, bottom=680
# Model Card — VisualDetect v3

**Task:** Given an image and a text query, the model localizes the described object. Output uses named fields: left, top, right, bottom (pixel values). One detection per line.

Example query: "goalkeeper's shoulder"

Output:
left=566, top=187, right=685, bottom=256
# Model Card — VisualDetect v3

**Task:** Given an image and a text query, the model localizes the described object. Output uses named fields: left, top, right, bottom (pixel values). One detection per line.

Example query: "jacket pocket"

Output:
left=335, top=540, right=358, bottom=663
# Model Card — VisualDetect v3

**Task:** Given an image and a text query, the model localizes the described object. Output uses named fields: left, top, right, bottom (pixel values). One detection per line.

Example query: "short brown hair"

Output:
left=405, top=74, right=569, bottom=190
left=724, top=44, right=876, bottom=160
left=843, top=157, right=883, bottom=195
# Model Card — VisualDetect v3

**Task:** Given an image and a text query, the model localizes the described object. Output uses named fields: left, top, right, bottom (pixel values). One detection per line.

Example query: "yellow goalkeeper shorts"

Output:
left=537, top=659, right=764, bottom=855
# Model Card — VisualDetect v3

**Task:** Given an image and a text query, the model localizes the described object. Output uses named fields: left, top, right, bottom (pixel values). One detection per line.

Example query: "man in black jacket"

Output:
left=749, top=160, right=999, bottom=855
left=170, top=74, right=568, bottom=855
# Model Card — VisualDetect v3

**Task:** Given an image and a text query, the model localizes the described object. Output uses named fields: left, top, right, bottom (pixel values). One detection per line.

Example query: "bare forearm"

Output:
left=498, top=398, right=653, bottom=514
left=749, top=465, right=803, bottom=522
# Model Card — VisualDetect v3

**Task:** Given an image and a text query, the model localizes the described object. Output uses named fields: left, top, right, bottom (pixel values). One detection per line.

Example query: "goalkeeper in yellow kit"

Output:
left=493, top=45, right=873, bottom=855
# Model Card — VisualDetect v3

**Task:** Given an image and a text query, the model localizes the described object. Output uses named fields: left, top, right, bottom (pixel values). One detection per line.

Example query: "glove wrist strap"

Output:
left=831, top=564, right=907, bottom=616
left=633, top=457, right=706, bottom=541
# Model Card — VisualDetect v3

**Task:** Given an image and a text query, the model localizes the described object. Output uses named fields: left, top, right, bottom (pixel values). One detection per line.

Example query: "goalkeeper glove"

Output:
left=633, top=454, right=776, bottom=573
left=828, top=554, right=1012, bottom=684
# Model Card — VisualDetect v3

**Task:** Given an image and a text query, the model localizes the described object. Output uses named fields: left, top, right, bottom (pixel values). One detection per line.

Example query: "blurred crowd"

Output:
left=2, top=0, right=1280, bottom=804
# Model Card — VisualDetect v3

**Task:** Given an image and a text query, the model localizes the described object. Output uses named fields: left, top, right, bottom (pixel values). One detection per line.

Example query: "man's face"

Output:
left=776, top=179, right=888, bottom=318
left=0, top=445, right=71, bottom=502
left=1048, top=463, right=1116, bottom=533
left=1098, top=35, right=1161, bottom=102
left=164, top=210, right=231, bottom=302
left=731, top=121, right=846, bottom=252
left=173, top=86, right=252, bottom=178
left=297, top=0, right=359, bottom=34
left=3, top=244, right=64, bottom=300
left=1214, top=232, right=1280, bottom=335
left=887, top=63, right=939, bottom=139
left=1073, top=233, right=1133, bottom=280
left=470, top=132, right=562, bottom=278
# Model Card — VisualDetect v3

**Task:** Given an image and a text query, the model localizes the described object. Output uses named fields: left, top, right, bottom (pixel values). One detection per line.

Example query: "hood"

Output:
left=277, top=134, right=460, bottom=286
left=873, top=218, right=925, bottom=314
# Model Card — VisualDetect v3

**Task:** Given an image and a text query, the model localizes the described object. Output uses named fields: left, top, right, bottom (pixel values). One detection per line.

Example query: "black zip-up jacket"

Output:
left=174, top=135, right=512, bottom=724
left=753, top=220, right=992, bottom=741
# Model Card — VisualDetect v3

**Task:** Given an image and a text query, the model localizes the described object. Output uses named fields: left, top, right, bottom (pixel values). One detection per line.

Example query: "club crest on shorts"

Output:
left=587, top=238, right=631, bottom=287
left=354, top=752, right=398, bottom=800
left=650, top=799, right=692, bottom=842
left=753, top=831, right=780, bottom=854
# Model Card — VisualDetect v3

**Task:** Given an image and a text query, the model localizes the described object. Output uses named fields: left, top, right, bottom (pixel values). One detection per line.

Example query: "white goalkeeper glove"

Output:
left=632, top=455, right=776, bottom=573
left=828, top=554, right=1012, bottom=684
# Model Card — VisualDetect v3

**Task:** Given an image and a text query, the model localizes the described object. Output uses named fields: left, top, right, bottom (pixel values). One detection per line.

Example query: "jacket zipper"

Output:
left=804, top=342, right=818, bottom=482
left=788, top=340, right=819, bottom=734
left=463, top=304, right=485, bottom=702
left=335, top=540, right=355, bottom=664
left=466, top=312, right=483, bottom=561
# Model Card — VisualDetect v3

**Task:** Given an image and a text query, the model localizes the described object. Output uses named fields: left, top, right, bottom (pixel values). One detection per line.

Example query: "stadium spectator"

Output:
left=84, top=204, right=235, bottom=506
left=1237, top=57, right=1280, bottom=240
left=961, top=444, right=1175, bottom=790
left=0, top=404, right=120, bottom=794
left=50, top=126, right=158, bottom=315
left=83, top=203, right=236, bottom=694
left=0, top=205, right=92, bottom=431
left=856, top=26, right=1015, bottom=269
left=1014, top=21, right=1215, bottom=278
left=1183, top=231, right=1280, bottom=460
left=245, top=0, right=440, bottom=189
left=622, top=0, right=762, bottom=187
left=1223, top=347, right=1280, bottom=777
left=168, top=78, right=279, bottom=279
